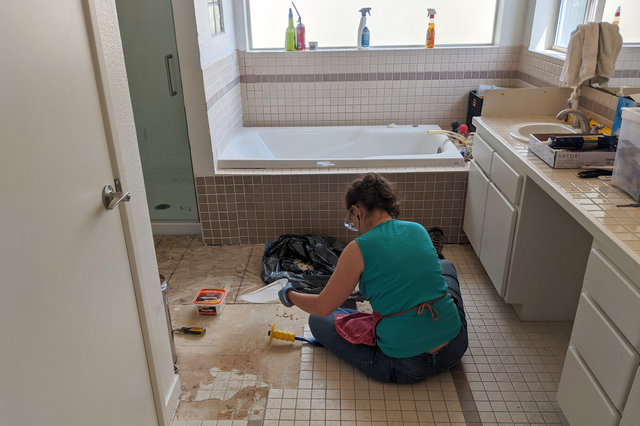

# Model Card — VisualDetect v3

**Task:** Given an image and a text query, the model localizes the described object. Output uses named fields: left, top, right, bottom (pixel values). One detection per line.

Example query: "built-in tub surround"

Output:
left=216, top=125, right=465, bottom=169
left=238, top=46, right=523, bottom=129
left=203, top=51, right=243, bottom=162
left=195, top=170, right=468, bottom=246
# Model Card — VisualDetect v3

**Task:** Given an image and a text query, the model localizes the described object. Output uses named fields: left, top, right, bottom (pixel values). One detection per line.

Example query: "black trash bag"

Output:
left=261, top=234, right=347, bottom=294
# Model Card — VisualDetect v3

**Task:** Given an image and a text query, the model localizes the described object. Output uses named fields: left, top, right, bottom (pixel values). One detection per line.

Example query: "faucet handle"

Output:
left=590, top=123, right=605, bottom=134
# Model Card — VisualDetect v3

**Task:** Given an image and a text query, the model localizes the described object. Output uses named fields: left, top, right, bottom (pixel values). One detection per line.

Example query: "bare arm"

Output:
left=287, top=240, right=364, bottom=316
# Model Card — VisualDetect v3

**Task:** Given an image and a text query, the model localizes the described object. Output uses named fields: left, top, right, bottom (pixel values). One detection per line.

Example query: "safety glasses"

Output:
left=344, top=207, right=359, bottom=232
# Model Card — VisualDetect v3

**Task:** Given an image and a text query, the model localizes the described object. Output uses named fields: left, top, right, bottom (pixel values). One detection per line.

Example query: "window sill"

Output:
left=528, top=48, right=566, bottom=61
left=243, top=44, right=499, bottom=53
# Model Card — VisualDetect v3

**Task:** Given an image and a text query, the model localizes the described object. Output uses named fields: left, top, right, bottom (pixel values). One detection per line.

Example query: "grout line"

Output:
left=166, top=236, right=195, bottom=284
left=230, top=244, right=256, bottom=303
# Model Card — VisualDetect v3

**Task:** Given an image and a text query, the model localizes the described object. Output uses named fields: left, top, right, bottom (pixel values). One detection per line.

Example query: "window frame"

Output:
left=243, top=0, right=501, bottom=51
left=550, top=0, right=640, bottom=52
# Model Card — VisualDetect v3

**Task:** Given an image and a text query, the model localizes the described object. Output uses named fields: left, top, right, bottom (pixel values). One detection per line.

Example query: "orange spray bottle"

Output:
left=426, top=9, right=436, bottom=48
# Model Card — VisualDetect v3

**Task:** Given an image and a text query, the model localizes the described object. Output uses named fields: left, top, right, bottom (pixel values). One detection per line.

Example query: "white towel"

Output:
left=559, top=22, right=599, bottom=88
left=593, top=22, right=623, bottom=86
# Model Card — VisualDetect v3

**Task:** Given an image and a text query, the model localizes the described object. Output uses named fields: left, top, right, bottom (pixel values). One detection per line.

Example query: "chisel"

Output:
left=172, top=327, right=206, bottom=335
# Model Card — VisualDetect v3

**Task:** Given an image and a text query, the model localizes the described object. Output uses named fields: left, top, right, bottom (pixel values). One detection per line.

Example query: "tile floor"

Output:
left=156, top=235, right=570, bottom=426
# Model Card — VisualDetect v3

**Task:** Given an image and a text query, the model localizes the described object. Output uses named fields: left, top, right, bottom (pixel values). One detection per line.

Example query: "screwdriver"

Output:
left=172, top=327, right=206, bottom=335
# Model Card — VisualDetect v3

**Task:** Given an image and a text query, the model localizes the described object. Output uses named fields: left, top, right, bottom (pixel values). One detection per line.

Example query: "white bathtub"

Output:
left=216, top=125, right=466, bottom=169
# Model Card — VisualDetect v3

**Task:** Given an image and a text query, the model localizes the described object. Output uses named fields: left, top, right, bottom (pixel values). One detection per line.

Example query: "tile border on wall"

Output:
left=206, top=75, right=241, bottom=109
left=240, top=70, right=520, bottom=84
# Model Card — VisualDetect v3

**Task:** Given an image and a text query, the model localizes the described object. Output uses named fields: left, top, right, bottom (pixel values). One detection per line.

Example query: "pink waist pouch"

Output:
left=334, top=312, right=383, bottom=346
left=334, top=294, right=451, bottom=346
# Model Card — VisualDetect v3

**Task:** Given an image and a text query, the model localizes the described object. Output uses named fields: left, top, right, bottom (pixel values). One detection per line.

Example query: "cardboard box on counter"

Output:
left=529, top=133, right=617, bottom=169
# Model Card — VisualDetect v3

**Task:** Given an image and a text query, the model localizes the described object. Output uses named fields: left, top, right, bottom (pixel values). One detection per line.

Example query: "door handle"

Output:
left=103, top=179, right=131, bottom=210
left=164, top=54, right=177, bottom=97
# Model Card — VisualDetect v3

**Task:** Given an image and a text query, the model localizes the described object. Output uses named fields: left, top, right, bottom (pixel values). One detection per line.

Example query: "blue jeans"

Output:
left=308, top=260, right=468, bottom=384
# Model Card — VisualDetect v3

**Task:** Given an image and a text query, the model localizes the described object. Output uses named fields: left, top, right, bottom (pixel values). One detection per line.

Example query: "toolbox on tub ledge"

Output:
left=529, top=132, right=618, bottom=169
left=193, top=288, right=227, bottom=315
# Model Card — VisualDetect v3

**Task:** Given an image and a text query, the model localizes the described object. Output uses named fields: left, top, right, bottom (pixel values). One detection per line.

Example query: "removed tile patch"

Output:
left=177, top=368, right=269, bottom=421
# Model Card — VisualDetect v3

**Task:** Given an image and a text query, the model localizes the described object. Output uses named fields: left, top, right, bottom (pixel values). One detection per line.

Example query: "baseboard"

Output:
left=152, top=222, right=202, bottom=236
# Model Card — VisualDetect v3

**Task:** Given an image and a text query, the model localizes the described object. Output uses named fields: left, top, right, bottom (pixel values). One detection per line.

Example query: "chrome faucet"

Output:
left=556, top=109, right=591, bottom=133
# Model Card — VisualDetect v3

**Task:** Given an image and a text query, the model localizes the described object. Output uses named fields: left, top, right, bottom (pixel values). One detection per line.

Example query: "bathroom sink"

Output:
left=508, top=122, right=578, bottom=142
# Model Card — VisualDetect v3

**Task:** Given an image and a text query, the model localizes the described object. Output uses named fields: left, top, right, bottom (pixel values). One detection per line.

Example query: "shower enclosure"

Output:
left=115, top=0, right=199, bottom=229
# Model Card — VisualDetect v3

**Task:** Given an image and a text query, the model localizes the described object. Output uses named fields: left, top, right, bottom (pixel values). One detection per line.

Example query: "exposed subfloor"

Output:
left=155, top=235, right=570, bottom=426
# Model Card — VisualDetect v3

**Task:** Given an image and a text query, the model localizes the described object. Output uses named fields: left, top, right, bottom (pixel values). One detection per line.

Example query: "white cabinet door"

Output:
left=463, top=161, right=490, bottom=255
left=479, top=183, right=517, bottom=296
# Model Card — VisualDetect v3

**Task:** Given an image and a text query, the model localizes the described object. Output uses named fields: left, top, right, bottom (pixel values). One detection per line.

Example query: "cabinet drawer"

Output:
left=490, top=152, right=522, bottom=205
left=620, top=367, right=640, bottom=426
left=557, top=346, right=621, bottom=426
left=571, top=293, right=639, bottom=410
left=584, top=249, right=640, bottom=351
left=473, top=134, right=494, bottom=176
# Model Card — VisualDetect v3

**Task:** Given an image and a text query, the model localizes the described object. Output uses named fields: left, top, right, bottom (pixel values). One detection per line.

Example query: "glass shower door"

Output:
left=116, top=0, right=198, bottom=223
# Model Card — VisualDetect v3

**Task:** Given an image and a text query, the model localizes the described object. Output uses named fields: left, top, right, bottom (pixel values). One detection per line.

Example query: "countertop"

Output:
left=474, top=115, right=640, bottom=277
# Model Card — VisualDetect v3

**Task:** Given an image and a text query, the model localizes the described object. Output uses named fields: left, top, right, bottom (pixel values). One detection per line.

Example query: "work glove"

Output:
left=349, top=290, right=365, bottom=302
left=278, top=282, right=295, bottom=307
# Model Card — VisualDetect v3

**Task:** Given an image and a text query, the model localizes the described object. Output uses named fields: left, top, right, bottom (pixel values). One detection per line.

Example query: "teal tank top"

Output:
left=355, top=220, right=461, bottom=357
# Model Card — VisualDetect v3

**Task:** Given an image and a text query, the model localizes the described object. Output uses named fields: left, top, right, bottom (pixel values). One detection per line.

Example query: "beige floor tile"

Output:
left=167, top=243, right=252, bottom=305
left=156, top=235, right=194, bottom=280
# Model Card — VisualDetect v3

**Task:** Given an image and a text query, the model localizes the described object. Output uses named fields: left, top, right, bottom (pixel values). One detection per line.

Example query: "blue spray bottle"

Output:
left=357, top=8, right=371, bottom=49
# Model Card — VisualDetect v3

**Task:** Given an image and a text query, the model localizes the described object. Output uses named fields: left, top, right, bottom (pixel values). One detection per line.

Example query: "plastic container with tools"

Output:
left=193, top=288, right=227, bottom=315
left=611, top=107, right=640, bottom=202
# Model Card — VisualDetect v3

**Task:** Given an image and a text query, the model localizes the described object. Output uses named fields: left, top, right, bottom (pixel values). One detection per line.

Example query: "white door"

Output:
left=0, top=1, right=167, bottom=425
left=479, top=183, right=517, bottom=296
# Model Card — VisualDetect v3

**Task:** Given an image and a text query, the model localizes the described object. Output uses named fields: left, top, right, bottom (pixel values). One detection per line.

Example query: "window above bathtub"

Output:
left=532, top=0, right=640, bottom=57
left=528, top=0, right=640, bottom=62
left=244, top=0, right=498, bottom=50
left=554, top=0, right=640, bottom=50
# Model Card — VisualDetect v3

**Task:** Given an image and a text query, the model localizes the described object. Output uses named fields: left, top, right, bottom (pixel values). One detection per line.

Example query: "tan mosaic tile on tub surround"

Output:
left=195, top=171, right=468, bottom=246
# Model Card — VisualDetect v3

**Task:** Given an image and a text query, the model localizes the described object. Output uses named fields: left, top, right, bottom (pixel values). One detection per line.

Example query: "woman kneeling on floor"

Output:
left=278, top=172, right=468, bottom=384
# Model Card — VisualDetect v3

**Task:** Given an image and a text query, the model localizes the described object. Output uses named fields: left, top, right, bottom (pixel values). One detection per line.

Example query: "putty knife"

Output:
left=240, top=278, right=289, bottom=303
left=240, top=278, right=366, bottom=303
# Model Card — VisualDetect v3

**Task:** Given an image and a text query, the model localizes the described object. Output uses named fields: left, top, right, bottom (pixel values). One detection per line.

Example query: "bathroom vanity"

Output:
left=465, top=88, right=640, bottom=425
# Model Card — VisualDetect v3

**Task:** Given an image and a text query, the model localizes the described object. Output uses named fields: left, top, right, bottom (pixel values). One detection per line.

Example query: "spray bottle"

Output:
left=425, top=9, right=437, bottom=48
left=613, top=6, right=621, bottom=25
left=357, top=8, right=371, bottom=49
left=285, top=8, right=296, bottom=51
left=292, top=2, right=305, bottom=50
